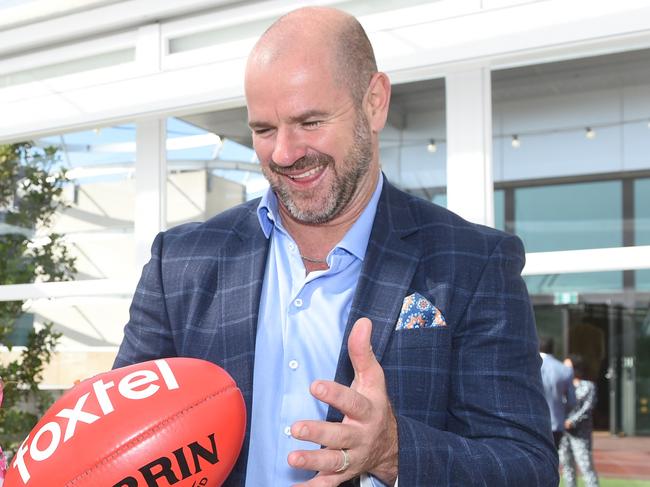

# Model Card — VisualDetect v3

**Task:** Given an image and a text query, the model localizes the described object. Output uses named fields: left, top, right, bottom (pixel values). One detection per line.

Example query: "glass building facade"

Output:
left=0, top=0, right=649, bottom=435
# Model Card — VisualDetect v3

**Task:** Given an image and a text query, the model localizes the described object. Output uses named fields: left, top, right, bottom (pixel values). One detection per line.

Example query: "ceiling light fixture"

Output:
left=427, top=139, right=437, bottom=153
left=511, top=135, right=521, bottom=148
left=585, top=127, right=596, bottom=139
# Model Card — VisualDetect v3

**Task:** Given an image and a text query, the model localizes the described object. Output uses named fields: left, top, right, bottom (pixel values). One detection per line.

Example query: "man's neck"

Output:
left=279, top=169, right=380, bottom=262
left=281, top=212, right=356, bottom=262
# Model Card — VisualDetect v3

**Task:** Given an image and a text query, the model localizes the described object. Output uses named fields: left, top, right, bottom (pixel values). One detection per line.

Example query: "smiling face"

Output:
left=262, top=109, right=373, bottom=224
left=244, top=12, right=385, bottom=226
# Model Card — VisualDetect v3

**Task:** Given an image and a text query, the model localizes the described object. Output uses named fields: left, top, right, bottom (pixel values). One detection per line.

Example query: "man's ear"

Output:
left=364, top=72, right=391, bottom=133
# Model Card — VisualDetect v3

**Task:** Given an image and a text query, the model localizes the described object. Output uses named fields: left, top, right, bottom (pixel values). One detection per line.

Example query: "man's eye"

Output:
left=253, top=128, right=271, bottom=136
left=303, top=121, right=321, bottom=129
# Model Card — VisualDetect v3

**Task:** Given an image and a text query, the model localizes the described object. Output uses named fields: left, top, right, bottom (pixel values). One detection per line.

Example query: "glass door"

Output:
left=534, top=300, right=650, bottom=436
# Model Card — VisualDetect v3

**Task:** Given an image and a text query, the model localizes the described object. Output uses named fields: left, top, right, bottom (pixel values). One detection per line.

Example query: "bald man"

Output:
left=115, top=7, right=558, bottom=486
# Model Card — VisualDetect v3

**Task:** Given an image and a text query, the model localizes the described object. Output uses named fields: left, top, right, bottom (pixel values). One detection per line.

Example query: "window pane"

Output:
left=636, top=178, right=650, bottom=290
left=492, top=49, right=650, bottom=183
left=166, top=115, right=264, bottom=227
left=492, top=49, right=650, bottom=258
left=3, top=126, right=136, bottom=281
left=381, top=78, right=446, bottom=205
left=494, top=189, right=505, bottom=232
left=526, top=273, right=650, bottom=434
left=1, top=295, right=127, bottom=387
left=0, top=49, right=135, bottom=89
left=525, top=271, right=623, bottom=295
left=530, top=296, right=650, bottom=434
left=515, top=181, right=622, bottom=253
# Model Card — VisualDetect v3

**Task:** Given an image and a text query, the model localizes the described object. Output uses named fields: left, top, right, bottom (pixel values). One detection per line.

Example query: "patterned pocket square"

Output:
left=395, top=292, right=447, bottom=330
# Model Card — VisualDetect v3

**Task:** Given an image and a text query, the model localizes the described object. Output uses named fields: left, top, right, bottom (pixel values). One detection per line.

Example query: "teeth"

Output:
left=289, top=165, right=322, bottom=180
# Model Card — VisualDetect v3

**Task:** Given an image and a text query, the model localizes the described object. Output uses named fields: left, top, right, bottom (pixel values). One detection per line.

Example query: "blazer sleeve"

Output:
left=395, top=234, right=558, bottom=486
left=113, top=232, right=176, bottom=368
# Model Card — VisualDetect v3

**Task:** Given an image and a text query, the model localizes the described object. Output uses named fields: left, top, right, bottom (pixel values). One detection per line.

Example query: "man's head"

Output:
left=539, top=336, right=554, bottom=355
left=244, top=7, right=390, bottom=224
left=565, top=354, right=586, bottom=379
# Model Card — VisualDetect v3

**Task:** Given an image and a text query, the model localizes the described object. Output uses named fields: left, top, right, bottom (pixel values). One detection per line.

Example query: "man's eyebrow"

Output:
left=248, top=110, right=330, bottom=129
left=248, top=120, right=268, bottom=130
left=287, top=110, right=330, bottom=124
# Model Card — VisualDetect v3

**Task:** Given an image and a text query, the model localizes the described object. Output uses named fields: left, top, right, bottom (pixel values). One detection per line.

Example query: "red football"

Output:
left=4, top=357, right=246, bottom=487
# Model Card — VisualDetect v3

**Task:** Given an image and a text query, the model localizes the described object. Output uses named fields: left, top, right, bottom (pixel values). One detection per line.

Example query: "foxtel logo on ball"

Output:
left=12, top=360, right=182, bottom=485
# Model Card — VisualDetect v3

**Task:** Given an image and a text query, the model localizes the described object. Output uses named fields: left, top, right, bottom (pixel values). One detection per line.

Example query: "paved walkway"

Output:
left=593, top=432, right=650, bottom=479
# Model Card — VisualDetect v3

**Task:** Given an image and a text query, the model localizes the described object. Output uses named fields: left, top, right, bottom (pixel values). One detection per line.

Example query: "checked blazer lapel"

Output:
left=217, top=207, right=268, bottom=408
left=327, top=179, right=422, bottom=423
left=215, top=205, right=269, bottom=485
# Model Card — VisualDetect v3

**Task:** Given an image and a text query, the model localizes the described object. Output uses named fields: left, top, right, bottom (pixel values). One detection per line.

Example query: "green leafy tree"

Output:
left=0, top=142, right=76, bottom=453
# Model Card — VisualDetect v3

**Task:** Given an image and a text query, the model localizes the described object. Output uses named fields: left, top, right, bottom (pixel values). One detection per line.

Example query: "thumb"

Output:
left=348, top=317, right=382, bottom=386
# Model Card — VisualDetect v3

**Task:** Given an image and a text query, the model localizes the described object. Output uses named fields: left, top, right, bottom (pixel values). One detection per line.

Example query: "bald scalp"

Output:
left=250, top=7, right=377, bottom=105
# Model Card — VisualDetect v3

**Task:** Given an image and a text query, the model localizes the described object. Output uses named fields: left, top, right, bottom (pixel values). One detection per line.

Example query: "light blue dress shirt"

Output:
left=244, top=176, right=383, bottom=486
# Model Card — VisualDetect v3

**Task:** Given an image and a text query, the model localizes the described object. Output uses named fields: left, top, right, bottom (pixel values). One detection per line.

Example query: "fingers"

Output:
left=347, top=317, right=374, bottom=376
left=310, top=380, right=372, bottom=421
left=308, top=317, right=384, bottom=420
left=288, top=317, right=398, bottom=485
left=287, top=447, right=350, bottom=474
left=290, top=419, right=355, bottom=449
left=347, top=318, right=385, bottom=393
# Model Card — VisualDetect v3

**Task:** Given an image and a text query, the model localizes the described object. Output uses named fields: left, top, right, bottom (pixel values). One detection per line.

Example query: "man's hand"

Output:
left=288, top=317, right=398, bottom=486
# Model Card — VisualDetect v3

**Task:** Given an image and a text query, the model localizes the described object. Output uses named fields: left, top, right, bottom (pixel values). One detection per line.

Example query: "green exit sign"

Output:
left=553, top=292, right=578, bottom=305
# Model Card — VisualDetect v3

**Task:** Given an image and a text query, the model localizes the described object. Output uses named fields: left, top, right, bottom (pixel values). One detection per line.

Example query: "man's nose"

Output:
left=271, top=127, right=306, bottom=166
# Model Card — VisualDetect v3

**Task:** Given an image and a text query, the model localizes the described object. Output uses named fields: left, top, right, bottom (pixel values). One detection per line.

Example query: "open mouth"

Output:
left=286, top=164, right=324, bottom=180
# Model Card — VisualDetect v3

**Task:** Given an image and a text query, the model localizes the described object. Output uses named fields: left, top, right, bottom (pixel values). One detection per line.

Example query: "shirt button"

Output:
left=289, top=360, right=299, bottom=370
left=288, top=243, right=296, bottom=252
left=284, top=426, right=292, bottom=437
left=294, top=298, right=303, bottom=307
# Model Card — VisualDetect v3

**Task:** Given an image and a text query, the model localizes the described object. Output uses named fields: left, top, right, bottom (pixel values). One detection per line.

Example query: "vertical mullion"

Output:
left=445, top=66, right=494, bottom=226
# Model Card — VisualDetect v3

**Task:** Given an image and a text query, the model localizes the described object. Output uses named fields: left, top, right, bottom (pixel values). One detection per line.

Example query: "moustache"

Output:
left=268, top=152, right=333, bottom=175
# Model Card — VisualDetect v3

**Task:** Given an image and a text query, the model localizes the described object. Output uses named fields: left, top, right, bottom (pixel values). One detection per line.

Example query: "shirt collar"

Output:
left=256, top=174, right=383, bottom=261
left=256, top=189, right=279, bottom=239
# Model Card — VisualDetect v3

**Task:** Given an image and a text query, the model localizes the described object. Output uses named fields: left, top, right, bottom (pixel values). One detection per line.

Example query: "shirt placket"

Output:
left=276, top=236, right=312, bottom=477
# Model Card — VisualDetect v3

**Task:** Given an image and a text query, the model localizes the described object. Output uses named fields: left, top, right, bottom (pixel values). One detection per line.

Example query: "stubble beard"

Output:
left=263, top=111, right=373, bottom=224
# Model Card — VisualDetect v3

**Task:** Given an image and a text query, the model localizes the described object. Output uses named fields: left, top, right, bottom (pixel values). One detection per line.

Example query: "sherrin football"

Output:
left=5, top=358, right=246, bottom=487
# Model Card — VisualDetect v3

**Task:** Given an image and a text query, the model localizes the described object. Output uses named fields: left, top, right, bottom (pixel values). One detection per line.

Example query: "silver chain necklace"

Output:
left=300, top=254, right=328, bottom=264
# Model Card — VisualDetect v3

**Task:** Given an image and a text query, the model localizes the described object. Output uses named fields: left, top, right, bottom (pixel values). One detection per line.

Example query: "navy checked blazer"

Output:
left=114, top=177, right=558, bottom=486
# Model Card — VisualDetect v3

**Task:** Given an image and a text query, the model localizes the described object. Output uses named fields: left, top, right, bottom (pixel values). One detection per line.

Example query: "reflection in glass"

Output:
left=37, top=125, right=137, bottom=280
left=165, top=117, right=266, bottom=227
left=491, top=48, right=650, bottom=272
left=494, top=189, right=505, bottom=232
left=529, top=273, right=650, bottom=435
left=381, top=79, right=446, bottom=204
left=2, top=296, right=128, bottom=387
left=635, top=310, right=650, bottom=434
left=525, top=271, right=622, bottom=295
left=515, top=181, right=622, bottom=253
left=636, top=178, right=650, bottom=290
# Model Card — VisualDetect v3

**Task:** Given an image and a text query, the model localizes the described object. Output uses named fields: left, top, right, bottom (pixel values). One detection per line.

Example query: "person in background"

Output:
left=115, top=6, right=558, bottom=486
left=560, top=354, right=600, bottom=487
left=540, top=336, right=576, bottom=448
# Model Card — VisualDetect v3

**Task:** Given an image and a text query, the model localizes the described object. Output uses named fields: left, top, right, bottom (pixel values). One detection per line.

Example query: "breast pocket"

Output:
left=381, top=327, right=451, bottom=426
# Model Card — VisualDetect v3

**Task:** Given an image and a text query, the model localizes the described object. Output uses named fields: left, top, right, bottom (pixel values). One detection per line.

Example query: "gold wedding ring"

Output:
left=334, top=448, right=350, bottom=473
